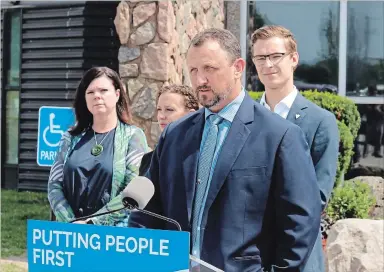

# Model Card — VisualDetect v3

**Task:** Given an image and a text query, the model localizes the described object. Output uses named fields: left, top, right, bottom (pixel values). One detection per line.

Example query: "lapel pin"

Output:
left=295, top=114, right=300, bottom=119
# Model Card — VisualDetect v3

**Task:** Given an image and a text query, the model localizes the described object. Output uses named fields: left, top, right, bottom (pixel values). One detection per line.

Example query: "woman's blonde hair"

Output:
left=157, top=84, right=199, bottom=111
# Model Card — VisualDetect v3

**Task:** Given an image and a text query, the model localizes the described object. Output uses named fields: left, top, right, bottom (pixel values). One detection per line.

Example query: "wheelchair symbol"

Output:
left=43, top=113, right=64, bottom=147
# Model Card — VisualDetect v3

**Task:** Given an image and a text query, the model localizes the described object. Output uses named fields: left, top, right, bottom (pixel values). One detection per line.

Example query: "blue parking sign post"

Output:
left=37, top=106, right=75, bottom=167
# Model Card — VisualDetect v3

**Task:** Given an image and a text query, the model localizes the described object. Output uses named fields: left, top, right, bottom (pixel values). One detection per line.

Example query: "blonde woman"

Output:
left=139, top=85, right=199, bottom=176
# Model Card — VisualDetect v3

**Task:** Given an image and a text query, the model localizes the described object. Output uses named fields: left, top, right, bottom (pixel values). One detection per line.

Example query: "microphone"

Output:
left=70, top=176, right=154, bottom=223
left=121, top=176, right=155, bottom=209
left=122, top=177, right=182, bottom=231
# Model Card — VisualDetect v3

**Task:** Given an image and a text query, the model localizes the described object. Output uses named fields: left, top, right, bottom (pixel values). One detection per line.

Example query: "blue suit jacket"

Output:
left=286, top=93, right=339, bottom=209
left=284, top=93, right=339, bottom=272
left=129, top=94, right=321, bottom=272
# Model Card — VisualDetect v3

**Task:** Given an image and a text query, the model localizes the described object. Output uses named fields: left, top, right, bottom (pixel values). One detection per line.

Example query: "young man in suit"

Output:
left=129, top=28, right=321, bottom=272
left=251, top=25, right=339, bottom=272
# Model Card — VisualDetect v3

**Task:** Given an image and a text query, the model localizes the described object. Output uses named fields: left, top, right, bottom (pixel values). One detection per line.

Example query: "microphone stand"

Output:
left=70, top=201, right=182, bottom=232
left=124, top=203, right=182, bottom=231
left=70, top=206, right=126, bottom=223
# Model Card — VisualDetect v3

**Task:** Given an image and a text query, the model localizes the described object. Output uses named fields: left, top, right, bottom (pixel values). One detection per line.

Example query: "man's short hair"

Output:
left=189, top=28, right=240, bottom=63
left=251, top=25, right=297, bottom=53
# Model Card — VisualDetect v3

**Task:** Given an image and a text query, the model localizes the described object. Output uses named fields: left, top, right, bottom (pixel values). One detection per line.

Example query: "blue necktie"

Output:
left=191, top=114, right=222, bottom=256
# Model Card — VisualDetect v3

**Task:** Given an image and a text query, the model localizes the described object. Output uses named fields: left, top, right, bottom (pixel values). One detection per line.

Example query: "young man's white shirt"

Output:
left=260, top=87, right=298, bottom=119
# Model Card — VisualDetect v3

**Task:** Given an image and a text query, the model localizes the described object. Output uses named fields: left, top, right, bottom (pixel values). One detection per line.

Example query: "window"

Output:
left=3, top=9, right=21, bottom=164
left=7, top=10, right=20, bottom=88
left=346, top=1, right=384, bottom=97
left=246, top=1, right=340, bottom=93
left=5, top=91, right=19, bottom=164
left=354, top=104, right=384, bottom=163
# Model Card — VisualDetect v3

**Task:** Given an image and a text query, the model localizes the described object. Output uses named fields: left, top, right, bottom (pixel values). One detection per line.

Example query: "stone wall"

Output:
left=114, top=0, right=224, bottom=147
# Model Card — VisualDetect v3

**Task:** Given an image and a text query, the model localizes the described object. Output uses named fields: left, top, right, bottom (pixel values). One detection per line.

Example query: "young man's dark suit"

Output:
left=283, top=92, right=339, bottom=272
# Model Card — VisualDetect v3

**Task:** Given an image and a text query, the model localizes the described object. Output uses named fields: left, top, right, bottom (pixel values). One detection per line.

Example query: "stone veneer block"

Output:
left=141, top=43, right=169, bottom=81
left=201, top=0, right=212, bottom=10
left=157, top=1, right=175, bottom=43
left=130, top=21, right=156, bottom=46
left=127, top=78, right=145, bottom=100
left=133, top=3, right=157, bottom=27
left=119, top=64, right=139, bottom=78
left=114, top=2, right=130, bottom=44
left=180, top=33, right=190, bottom=54
left=186, top=14, right=197, bottom=40
left=131, top=87, right=156, bottom=120
left=118, top=46, right=140, bottom=63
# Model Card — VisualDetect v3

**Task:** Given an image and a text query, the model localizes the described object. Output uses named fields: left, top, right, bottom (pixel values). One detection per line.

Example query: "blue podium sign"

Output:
left=27, top=220, right=190, bottom=272
left=37, top=106, right=75, bottom=167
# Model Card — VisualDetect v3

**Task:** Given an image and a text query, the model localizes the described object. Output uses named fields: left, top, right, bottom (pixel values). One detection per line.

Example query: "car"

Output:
left=294, top=79, right=338, bottom=94
left=248, top=75, right=338, bottom=94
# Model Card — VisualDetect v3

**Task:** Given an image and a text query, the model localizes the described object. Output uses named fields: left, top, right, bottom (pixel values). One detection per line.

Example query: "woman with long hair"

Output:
left=48, top=67, right=149, bottom=226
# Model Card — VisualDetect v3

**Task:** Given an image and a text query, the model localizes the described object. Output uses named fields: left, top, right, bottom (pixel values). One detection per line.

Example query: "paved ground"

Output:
left=0, top=253, right=27, bottom=271
left=354, top=139, right=384, bottom=169
left=356, top=150, right=384, bottom=168
left=0, top=259, right=27, bottom=272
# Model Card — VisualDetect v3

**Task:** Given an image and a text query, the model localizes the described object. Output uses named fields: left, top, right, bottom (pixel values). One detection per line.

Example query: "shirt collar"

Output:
left=260, top=86, right=298, bottom=111
left=204, top=89, right=245, bottom=123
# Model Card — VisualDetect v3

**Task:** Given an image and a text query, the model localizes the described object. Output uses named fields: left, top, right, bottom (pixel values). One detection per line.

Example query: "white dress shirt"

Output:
left=260, top=87, right=298, bottom=119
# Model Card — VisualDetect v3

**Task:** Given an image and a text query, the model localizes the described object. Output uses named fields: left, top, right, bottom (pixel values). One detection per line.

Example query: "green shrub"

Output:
left=301, top=91, right=361, bottom=139
left=248, top=91, right=263, bottom=101
left=336, top=121, right=354, bottom=186
left=325, top=180, right=376, bottom=222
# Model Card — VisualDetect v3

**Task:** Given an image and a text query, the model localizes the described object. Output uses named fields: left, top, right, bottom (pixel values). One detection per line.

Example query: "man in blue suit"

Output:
left=129, top=28, right=321, bottom=272
left=251, top=25, right=339, bottom=272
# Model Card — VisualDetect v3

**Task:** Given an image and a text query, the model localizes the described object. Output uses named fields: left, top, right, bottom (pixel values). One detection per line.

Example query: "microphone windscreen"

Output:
left=122, top=176, right=155, bottom=209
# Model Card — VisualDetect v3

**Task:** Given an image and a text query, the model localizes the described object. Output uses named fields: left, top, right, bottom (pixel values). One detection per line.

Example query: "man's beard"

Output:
left=197, top=85, right=232, bottom=110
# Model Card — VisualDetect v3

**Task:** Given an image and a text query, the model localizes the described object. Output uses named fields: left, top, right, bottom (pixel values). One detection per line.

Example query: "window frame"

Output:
left=342, top=1, right=384, bottom=104
left=1, top=8, right=22, bottom=168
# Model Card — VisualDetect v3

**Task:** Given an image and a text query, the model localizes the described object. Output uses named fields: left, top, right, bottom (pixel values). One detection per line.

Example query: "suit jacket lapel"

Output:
left=182, top=110, right=205, bottom=223
left=286, top=92, right=308, bottom=126
left=203, top=95, right=254, bottom=222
